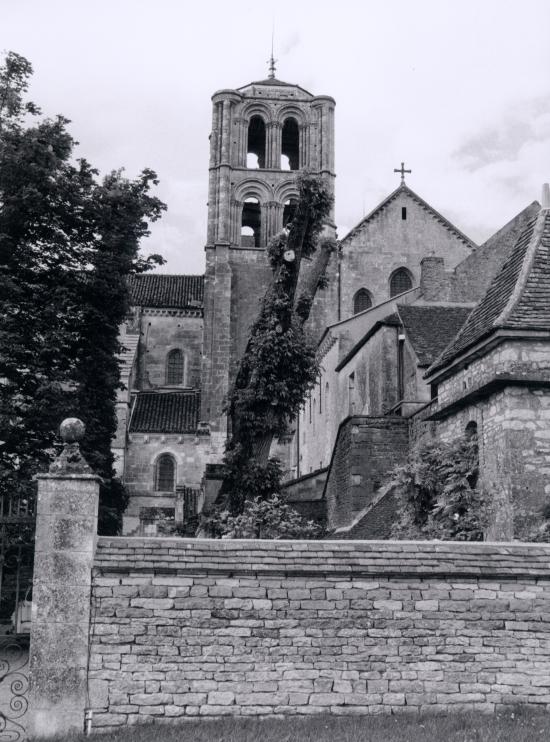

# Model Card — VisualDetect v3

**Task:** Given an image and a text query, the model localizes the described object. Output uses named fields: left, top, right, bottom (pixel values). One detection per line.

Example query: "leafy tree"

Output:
left=0, top=51, right=165, bottom=533
left=208, top=173, right=335, bottom=528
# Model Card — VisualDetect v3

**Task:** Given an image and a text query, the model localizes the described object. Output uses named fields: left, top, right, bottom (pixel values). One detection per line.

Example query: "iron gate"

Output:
left=0, top=490, right=35, bottom=741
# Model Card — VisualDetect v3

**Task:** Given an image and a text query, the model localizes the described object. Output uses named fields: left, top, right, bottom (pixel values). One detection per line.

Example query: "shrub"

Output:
left=204, top=494, right=323, bottom=540
left=389, top=434, right=489, bottom=541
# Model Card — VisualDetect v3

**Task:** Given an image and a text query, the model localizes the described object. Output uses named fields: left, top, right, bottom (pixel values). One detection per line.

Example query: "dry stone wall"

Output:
left=88, top=538, right=550, bottom=730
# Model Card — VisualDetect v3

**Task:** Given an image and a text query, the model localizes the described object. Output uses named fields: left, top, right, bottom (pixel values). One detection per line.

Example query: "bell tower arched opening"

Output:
left=247, top=116, right=266, bottom=169
left=241, top=197, right=262, bottom=247
left=283, top=198, right=298, bottom=227
left=281, top=117, right=299, bottom=170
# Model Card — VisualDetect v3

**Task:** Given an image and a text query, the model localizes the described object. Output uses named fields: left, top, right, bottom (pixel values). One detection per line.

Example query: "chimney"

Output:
left=420, top=256, right=447, bottom=302
left=542, top=183, right=550, bottom=210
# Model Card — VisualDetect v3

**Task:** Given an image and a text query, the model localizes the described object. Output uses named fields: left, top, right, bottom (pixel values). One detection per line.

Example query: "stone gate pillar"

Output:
left=29, top=419, right=100, bottom=738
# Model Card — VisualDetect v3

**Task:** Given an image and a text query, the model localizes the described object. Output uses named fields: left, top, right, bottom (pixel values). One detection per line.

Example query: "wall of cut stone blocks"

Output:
left=136, top=313, right=203, bottom=390
left=87, top=538, right=550, bottom=731
left=324, top=416, right=409, bottom=531
left=339, top=191, right=471, bottom=320
left=433, top=340, right=550, bottom=539
left=122, top=433, right=224, bottom=534
left=437, top=385, right=550, bottom=541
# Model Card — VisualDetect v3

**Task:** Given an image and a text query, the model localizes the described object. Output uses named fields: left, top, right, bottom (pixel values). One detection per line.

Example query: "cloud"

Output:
left=454, top=96, right=550, bottom=171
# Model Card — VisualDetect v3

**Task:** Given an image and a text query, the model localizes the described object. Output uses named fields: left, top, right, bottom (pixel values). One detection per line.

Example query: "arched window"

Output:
left=155, top=454, right=175, bottom=492
left=247, top=116, right=266, bottom=168
left=166, top=349, right=184, bottom=385
left=281, top=117, right=299, bottom=170
left=241, top=198, right=262, bottom=247
left=353, top=288, right=373, bottom=314
left=389, top=267, right=413, bottom=297
left=283, top=198, right=298, bottom=228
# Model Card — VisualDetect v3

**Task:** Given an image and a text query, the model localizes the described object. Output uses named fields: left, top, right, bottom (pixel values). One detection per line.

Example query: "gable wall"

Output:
left=137, top=312, right=203, bottom=390
left=339, top=191, right=471, bottom=319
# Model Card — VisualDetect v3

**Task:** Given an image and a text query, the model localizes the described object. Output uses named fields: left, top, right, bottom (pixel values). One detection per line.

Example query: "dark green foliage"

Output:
left=212, top=174, right=335, bottom=528
left=214, top=452, right=284, bottom=518
left=0, top=51, right=165, bottom=533
left=206, top=494, right=323, bottom=540
left=389, top=434, right=488, bottom=541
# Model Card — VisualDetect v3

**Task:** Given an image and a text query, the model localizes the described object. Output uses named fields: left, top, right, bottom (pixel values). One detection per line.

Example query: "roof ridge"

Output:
left=494, top=208, right=549, bottom=327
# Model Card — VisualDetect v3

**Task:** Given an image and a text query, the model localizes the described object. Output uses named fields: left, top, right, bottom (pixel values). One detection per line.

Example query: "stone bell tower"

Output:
left=201, top=70, right=337, bottom=439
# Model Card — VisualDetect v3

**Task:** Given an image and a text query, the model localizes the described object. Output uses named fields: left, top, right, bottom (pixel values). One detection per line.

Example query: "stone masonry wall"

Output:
left=339, top=189, right=471, bottom=319
left=88, top=538, right=550, bottom=731
left=324, top=416, right=409, bottom=531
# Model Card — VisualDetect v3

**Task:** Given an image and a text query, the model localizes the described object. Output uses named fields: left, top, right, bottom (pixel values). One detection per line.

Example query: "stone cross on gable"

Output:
left=394, top=162, right=412, bottom=184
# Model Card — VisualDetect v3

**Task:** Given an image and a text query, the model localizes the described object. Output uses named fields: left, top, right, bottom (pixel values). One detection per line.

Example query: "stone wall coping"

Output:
left=35, top=473, right=102, bottom=481
left=94, top=537, right=550, bottom=579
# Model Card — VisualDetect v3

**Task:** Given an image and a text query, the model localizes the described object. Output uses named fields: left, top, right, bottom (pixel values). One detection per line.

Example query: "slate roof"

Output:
left=340, top=183, right=476, bottom=249
left=428, top=207, right=550, bottom=377
left=128, top=274, right=204, bottom=309
left=129, top=392, right=201, bottom=434
left=397, top=305, right=473, bottom=367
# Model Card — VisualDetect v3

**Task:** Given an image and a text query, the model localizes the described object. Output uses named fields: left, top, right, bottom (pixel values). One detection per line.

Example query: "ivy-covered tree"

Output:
left=215, top=173, right=336, bottom=520
left=0, top=51, right=165, bottom=533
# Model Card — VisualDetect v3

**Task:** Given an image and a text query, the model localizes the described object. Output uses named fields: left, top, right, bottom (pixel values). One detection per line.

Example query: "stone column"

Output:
left=29, top=419, right=100, bottom=738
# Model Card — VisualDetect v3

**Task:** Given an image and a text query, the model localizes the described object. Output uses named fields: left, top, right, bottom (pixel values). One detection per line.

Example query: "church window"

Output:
left=353, top=288, right=373, bottom=314
left=389, top=267, right=413, bottom=297
left=166, top=349, right=184, bottom=385
left=283, top=198, right=298, bottom=227
left=402, top=207, right=407, bottom=220
left=247, top=116, right=266, bottom=168
left=155, top=454, right=176, bottom=492
left=241, top=198, right=262, bottom=247
left=281, top=117, right=299, bottom=170
left=348, top=372, right=355, bottom=416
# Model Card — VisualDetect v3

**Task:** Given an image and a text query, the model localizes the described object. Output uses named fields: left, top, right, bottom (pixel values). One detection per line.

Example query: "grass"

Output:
left=36, top=708, right=550, bottom=742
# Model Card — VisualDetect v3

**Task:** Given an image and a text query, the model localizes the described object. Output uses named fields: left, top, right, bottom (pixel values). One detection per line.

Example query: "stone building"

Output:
left=116, top=68, right=550, bottom=539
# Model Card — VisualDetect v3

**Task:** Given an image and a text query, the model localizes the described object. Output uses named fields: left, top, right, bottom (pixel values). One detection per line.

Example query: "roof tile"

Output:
left=429, top=209, right=550, bottom=376
left=128, top=274, right=204, bottom=309
left=397, top=305, right=472, bottom=367
left=130, top=392, right=200, bottom=434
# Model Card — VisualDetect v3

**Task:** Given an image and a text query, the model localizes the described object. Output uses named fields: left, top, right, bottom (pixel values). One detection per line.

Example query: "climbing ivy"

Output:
left=388, top=434, right=489, bottom=541
left=206, top=174, right=335, bottom=529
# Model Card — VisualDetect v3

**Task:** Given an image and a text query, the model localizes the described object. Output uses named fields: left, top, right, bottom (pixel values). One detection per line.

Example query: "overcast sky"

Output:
left=2, top=0, right=549, bottom=274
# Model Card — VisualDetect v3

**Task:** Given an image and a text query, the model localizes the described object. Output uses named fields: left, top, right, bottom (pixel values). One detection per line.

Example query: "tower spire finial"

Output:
left=268, top=25, right=277, bottom=79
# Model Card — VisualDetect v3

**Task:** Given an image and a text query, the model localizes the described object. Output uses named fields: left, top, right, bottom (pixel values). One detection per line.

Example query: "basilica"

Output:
left=114, top=70, right=550, bottom=540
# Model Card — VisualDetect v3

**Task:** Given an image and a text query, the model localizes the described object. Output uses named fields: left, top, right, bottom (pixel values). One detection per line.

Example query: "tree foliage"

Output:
left=206, top=174, right=335, bottom=531
left=0, top=51, right=166, bottom=533
left=388, top=433, right=489, bottom=541
left=207, top=494, right=323, bottom=540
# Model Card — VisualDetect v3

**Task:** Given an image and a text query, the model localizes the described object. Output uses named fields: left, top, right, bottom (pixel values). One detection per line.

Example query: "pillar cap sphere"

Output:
left=59, top=418, right=86, bottom=444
